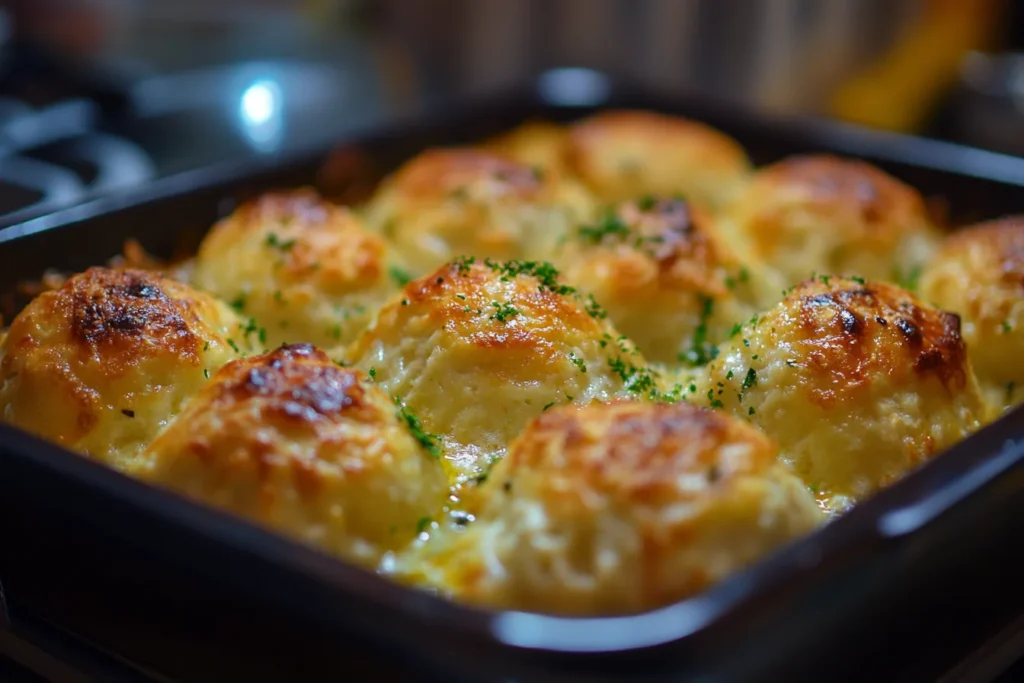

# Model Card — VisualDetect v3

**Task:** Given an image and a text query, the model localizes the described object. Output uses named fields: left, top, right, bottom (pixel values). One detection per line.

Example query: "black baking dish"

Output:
left=2, top=73, right=1024, bottom=683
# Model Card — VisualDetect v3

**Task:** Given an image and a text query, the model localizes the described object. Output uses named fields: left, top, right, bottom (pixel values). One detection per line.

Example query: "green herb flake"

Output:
left=394, top=397, right=442, bottom=458
left=368, top=367, right=377, bottom=380
left=203, top=368, right=210, bottom=379
left=637, top=195, right=658, bottom=211
left=898, top=265, right=923, bottom=292
left=850, top=275, right=866, bottom=285
left=489, top=301, right=520, bottom=323
left=416, top=517, right=432, bottom=534
left=585, top=293, right=608, bottom=319
left=227, top=339, right=240, bottom=353
left=265, top=233, right=297, bottom=251
left=568, top=352, right=587, bottom=373
left=679, top=296, right=718, bottom=367
left=741, top=368, right=758, bottom=391
left=389, top=265, right=412, bottom=286
left=578, top=210, right=630, bottom=244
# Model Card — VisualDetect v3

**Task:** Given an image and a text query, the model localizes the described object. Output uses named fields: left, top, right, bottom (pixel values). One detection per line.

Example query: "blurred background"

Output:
left=0, top=0, right=1020, bottom=226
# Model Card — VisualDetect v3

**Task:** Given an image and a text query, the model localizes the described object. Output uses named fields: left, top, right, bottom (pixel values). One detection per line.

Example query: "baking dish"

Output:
left=1, top=74, right=1024, bottom=682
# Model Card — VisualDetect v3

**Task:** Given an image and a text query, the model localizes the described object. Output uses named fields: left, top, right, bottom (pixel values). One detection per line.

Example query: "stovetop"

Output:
left=0, top=40, right=389, bottom=229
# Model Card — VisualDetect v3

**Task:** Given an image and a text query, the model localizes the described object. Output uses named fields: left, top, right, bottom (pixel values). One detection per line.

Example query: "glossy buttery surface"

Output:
left=1, top=110, right=1017, bottom=616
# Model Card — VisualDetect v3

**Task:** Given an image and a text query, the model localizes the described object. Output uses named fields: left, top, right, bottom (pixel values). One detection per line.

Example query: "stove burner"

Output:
left=0, top=98, right=155, bottom=227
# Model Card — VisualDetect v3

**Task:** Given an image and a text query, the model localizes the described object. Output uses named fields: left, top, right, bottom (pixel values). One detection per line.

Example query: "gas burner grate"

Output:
left=0, top=98, right=155, bottom=227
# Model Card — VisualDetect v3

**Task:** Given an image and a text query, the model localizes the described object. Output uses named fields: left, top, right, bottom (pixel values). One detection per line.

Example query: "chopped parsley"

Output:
left=265, top=233, right=296, bottom=251
left=416, top=517, right=432, bottom=534
left=568, top=352, right=587, bottom=373
left=227, top=339, right=241, bottom=353
left=395, top=397, right=441, bottom=458
left=453, top=256, right=476, bottom=274
left=637, top=195, right=658, bottom=211
left=578, top=210, right=630, bottom=244
left=850, top=275, right=866, bottom=285
left=542, top=401, right=557, bottom=412
left=748, top=406, right=756, bottom=415
left=389, top=265, right=412, bottom=286
left=706, top=388, right=724, bottom=409
left=203, top=368, right=210, bottom=379
left=490, top=301, right=520, bottom=323
left=730, top=322, right=743, bottom=337
left=679, top=296, right=719, bottom=367
left=229, top=294, right=247, bottom=312
left=368, top=367, right=377, bottom=380
left=741, top=368, right=758, bottom=391
left=898, top=265, right=923, bottom=292
left=584, top=293, right=608, bottom=319
left=608, top=355, right=659, bottom=396
left=1002, top=320, right=1013, bottom=333
left=483, top=259, right=575, bottom=297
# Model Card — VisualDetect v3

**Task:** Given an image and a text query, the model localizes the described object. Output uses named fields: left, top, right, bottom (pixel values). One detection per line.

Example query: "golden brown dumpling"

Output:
left=919, top=217, right=1024, bottom=410
left=0, top=267, right=250, bottom=470
left=193, top=189, right=393, bottom=349
left=694, top=276, right=988, bottom=513
left=403, top=401, right=822, bottom=615
left=138, top=343, right=448, bottom=568
left=723, top=155, right=940, bottom=287
left=361, top=148, right=594, bottom=276
left=565, top=110, right=751, bottom=210
left=554, top=196, right=763, bottom=365
left=483, top=120, right=570, bottom=176
left=347, top=258, right=664, bottom=482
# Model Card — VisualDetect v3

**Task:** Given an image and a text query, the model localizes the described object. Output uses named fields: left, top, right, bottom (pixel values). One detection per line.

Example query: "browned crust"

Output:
left=210, top=343, right=370, bottom=423
left=52, top=267, right=207, bottom=368
left=389, top=148, right=543, bottom=200
left=501, top=401, right=772, bottom=504
left=209, top=189, right=386, bottom=286
left=750, top=155, right=927, bottom=234
left=382, top=259, right=599, bottom=350
left=568, top=110, right=745, bottom=160
left=791, top=278, right=968, bottom=403
left=596, top=197, right=733, bottom=295
left=940, top=216, right=1024, bottom=289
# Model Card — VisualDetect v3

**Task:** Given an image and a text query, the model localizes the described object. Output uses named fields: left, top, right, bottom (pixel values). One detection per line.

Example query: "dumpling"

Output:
left=483, top=120, right=570, bottom=176
left=694, top=276, right=989, bottom=512
left=193, top=189, right=393, bottom=349
left=553, top=195, right=763, bottom=365
left=565, top=109, right=751, bottom=210
left=401, top=401, right=822, bottom=615
left=723, top=155, right=940, bottom=287
left=361, top=148, right=594, bottom=276
left=0, top=267, right=250, bottom=470
left=346, top=257, right=666, bottom=482
left=919, top=217, right=1024, bottom=411
left=138, top=343, right=448, bottom=568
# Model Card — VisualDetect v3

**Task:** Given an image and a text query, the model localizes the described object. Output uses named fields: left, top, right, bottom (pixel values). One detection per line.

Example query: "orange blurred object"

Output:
left=830, top=0, right=1004, bottom=132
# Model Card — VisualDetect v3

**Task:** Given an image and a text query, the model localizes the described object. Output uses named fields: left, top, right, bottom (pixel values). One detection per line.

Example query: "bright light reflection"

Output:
left=238, top=79, right=283, bottom=152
